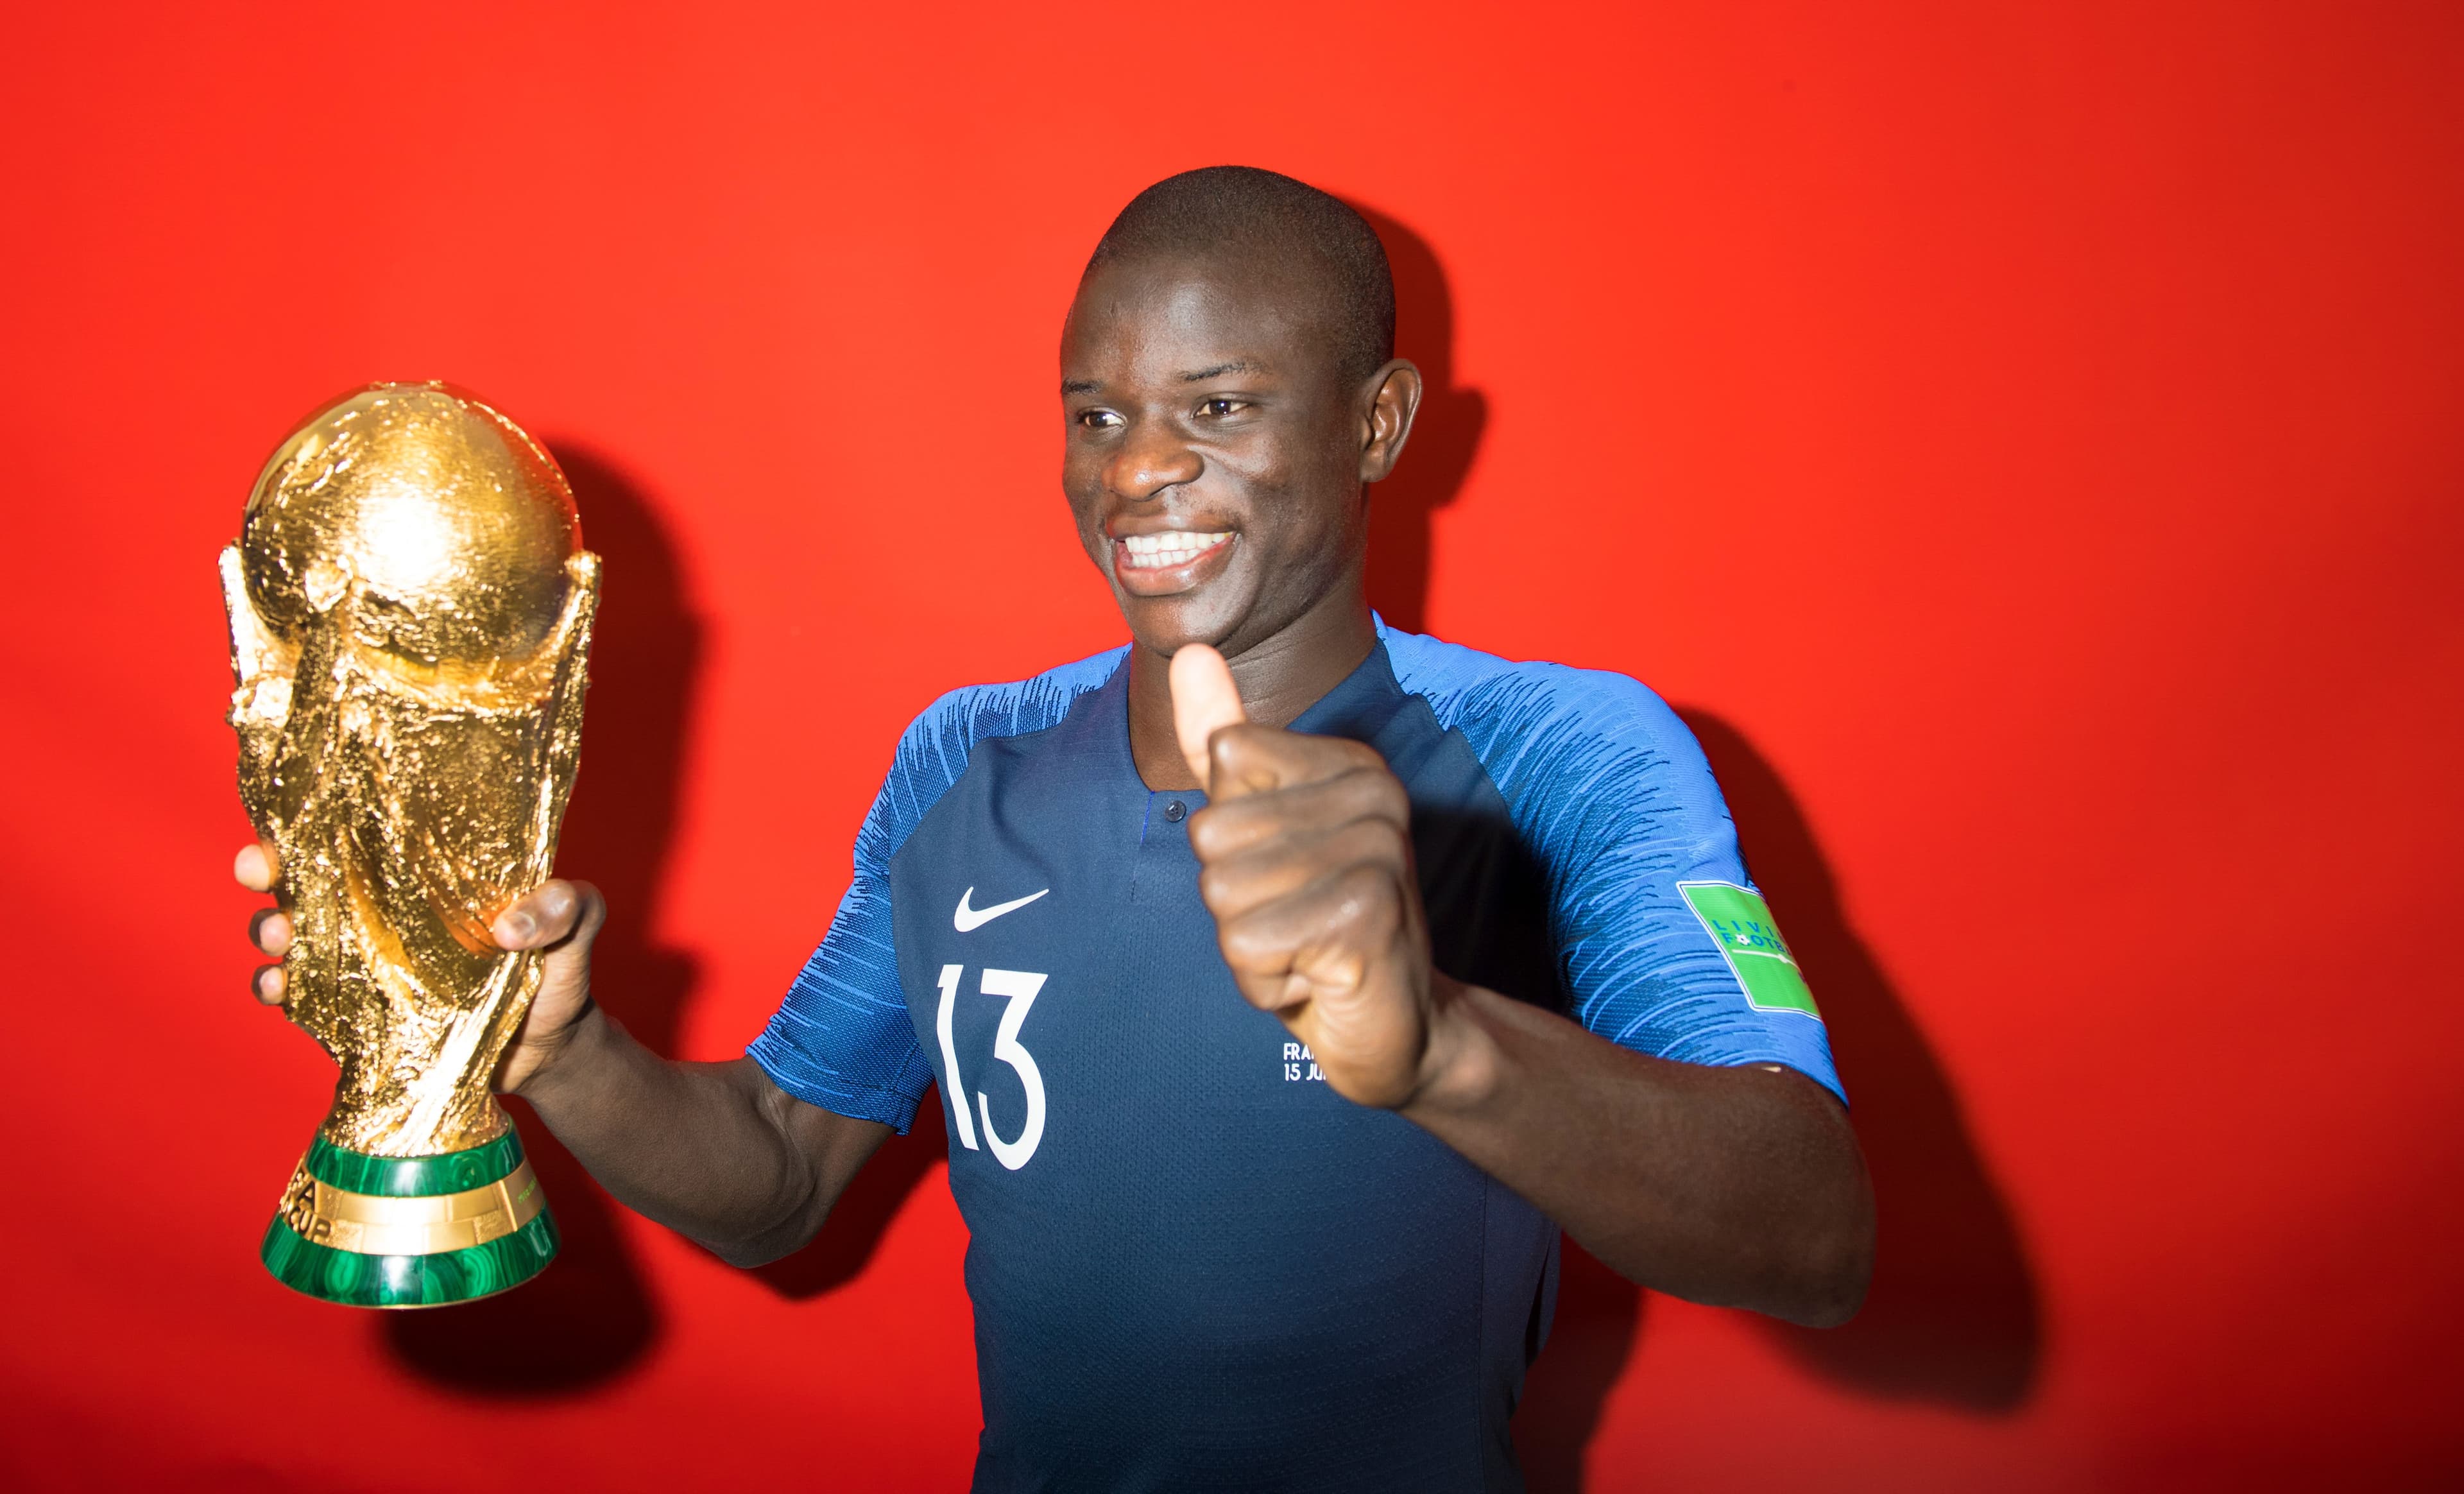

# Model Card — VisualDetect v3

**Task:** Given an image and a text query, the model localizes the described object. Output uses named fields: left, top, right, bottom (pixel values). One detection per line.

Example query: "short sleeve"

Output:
left=1539, top=688, right=1845, bottom=1103
left=1383, top=628, right=1845, bottom=1104
left=746, top=779, right=937, bottom=1133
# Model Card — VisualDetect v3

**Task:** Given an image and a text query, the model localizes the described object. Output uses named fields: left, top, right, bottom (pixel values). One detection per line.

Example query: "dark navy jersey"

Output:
left=749, top=622, right=1843, bottom=1493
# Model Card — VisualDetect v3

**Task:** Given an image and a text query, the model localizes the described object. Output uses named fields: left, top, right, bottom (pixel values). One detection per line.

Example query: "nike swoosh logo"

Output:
left=954, top=886, right=1050, bottom=932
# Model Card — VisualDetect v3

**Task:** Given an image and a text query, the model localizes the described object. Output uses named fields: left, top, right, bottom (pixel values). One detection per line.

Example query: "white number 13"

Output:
left=934, top=964, right=1048, bottom=1171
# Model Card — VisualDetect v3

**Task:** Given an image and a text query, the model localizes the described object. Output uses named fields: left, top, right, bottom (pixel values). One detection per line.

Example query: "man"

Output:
left=239, top=166, right=1873, bottom=1491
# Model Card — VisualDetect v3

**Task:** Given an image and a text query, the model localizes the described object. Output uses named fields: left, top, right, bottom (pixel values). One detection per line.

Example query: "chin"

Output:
left=1115, top=584, right=1253, bottom=656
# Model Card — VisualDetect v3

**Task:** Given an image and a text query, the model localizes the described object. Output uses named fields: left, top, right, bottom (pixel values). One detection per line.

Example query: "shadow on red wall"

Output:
left=1514, top=1242, right=1649, bottom=1494
left=1356, top=205, right=1487, bottom=636
left=1514, top=719, right=2041, bottom=1488
left=382, top=447, right=702, bottom=1393
left=752, top=1104, right=951, bottom=1299
left=1679, top=710, right=2042, bottom=1413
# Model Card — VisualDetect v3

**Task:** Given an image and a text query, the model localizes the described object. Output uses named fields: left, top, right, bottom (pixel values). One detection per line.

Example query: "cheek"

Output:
left=1059, top=491, right=1112, bottom=571
left=1276, top=408, right=1364, bottom=493
left=1057, top=449, right=1102, bottom=516
left=1251, top=424, right=1366, bottom=546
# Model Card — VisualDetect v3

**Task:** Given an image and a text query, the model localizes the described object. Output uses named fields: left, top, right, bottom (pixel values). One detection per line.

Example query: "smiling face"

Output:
left=1061, top=253, right=1407, bottom=661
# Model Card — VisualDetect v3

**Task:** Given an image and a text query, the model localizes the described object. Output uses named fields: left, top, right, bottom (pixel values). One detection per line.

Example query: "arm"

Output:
left=238, top=846, right=887, bottom=1267
left=1406, top=980, right=1870, bottom=1326
left=509, top=994, right=892, bottom=1269
left=1168, top=648, right=1874, bottom=1328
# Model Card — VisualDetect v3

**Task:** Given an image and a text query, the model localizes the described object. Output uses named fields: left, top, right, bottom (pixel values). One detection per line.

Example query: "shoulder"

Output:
left=860, top=645, right=1127, bottom=863
left=889, top=646, right=1126, bottom=778
left=1381, top=622, right=1710, bottom=790
left=1380, top=621, right=1732, bottom=870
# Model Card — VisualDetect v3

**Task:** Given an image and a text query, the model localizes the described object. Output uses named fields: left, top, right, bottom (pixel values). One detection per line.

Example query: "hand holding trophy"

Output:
left=223, top=382, right=600, bottom=1307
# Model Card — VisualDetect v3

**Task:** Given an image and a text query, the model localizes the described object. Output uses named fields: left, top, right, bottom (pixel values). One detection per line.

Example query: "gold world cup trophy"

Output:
left=221, top=382, right=600, bottom=1307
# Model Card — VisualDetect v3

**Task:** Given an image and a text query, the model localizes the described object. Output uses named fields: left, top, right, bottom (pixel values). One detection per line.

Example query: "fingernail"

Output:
left=502, top=913, right=536, bottom=945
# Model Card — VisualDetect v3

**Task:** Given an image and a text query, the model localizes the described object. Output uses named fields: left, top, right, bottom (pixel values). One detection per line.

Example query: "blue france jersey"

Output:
left=749, top=623, right=1843, bottom=1493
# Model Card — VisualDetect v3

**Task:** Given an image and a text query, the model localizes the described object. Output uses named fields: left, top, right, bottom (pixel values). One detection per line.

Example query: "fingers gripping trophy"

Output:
left=221, top=382, right=601, bottom=1307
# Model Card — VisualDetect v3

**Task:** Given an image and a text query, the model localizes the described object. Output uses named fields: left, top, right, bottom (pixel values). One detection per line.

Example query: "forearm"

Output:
left=1403, top=979, right=1874, bottom=1327
left=513, top=1005, right=882, bottom=1266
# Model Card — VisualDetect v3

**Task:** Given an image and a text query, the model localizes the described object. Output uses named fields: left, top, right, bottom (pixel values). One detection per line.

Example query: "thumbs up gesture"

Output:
left=1172, top=644, right=1455, bottom=1111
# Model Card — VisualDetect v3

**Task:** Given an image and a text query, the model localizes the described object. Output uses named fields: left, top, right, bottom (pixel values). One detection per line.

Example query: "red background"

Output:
left=4, top=3, right=2459, bottom=1488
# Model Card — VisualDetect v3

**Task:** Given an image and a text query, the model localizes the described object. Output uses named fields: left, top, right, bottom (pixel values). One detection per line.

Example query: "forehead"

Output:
left=1061, top=254, right=1340, bottom=384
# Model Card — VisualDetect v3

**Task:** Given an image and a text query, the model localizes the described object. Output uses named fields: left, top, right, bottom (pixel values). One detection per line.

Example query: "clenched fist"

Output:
left=1172, top=644, right=1464, bottom=1111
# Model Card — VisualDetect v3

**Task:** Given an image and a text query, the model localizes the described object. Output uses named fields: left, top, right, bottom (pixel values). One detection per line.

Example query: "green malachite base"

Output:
left=260, top=1208, right=560, bottom=1308
left=307, top=1129, right=526, bottom=1197
left=261, top=1128, right=560, bottom=1309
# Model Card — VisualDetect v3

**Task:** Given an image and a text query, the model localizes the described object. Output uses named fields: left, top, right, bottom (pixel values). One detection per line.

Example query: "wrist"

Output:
left=508, top=1000, right=606, bottom=1102
left=1403, top=974, right=1504, bottom=1119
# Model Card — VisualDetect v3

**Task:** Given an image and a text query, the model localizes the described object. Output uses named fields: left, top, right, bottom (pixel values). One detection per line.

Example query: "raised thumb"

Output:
left=1169, top=644, right=1247, bottom=791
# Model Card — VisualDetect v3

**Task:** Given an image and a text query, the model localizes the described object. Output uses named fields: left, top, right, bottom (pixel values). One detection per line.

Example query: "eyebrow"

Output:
left=1061, top=360, right=1264, bottom=397
left=1180, top=361, right=1262, bottom=382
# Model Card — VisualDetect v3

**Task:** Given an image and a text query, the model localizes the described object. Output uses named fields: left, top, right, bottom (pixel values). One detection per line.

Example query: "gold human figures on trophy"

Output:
left=222, top=382, right=599, bottom=1162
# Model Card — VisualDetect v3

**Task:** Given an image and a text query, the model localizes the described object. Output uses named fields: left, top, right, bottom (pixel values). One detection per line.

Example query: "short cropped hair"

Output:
left=1086, top=166, right=1396, bottom=383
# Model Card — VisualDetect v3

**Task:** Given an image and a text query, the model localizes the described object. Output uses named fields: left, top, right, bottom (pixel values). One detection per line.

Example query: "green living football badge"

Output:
left=1678, top=881, right=1821, bottom=1019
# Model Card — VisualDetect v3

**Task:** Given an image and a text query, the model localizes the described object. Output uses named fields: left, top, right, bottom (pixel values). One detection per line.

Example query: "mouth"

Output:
left=1115, top=530, right=1233, bottom=572
left=1109, top=528, right=1236, bottom=598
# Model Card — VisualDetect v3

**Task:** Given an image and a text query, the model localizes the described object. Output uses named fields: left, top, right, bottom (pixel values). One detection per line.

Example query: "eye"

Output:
left=1076, top=408, right=1124, bottom=430
left=1196, top=397, right=1250, bottom=419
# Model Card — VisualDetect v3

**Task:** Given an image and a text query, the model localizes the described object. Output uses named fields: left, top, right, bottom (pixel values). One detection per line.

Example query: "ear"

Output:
left=1358, top=359, right=1424, bottom=484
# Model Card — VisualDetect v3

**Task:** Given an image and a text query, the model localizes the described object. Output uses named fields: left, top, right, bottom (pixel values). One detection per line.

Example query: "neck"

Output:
left=1125, top=582, right=1378, bottom=791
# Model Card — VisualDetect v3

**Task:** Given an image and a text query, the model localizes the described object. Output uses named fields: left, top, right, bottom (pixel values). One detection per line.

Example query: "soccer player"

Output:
left=239, top=167, right=1874, bottom=1491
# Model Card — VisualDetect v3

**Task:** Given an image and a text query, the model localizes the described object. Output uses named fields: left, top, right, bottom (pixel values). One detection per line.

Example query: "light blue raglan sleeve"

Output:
left=1387, top=629, right=1845, bottom=1103
left=745, top=751, right=938, bottom=1134
left=1538, top=681, right=1845, bottom=1103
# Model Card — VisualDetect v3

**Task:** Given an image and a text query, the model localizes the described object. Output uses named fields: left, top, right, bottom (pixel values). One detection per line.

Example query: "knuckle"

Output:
left=1344, top=814, right=1403, bottom=854
left=1325, top=819, right=1405, bottom=875
left=1330, top=866, right=1402, bottom=932
left=1317, top=763, right=1395, bottom=817
left=1208, top=724, right=1261, bottom=767
left=1333, top=764, right=1406, bottom=820
left=1203, top=800, right=1283, bottom=856
left=1220, top=920, right=1290, bottom=972
left=1186, top=813, right=1232, bottom=858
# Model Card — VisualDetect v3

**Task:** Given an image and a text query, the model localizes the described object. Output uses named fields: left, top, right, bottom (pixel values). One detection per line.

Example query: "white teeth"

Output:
left=1118, top=531, right=1230, bottom=567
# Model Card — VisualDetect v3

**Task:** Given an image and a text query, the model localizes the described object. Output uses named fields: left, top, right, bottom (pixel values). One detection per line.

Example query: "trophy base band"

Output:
left=261, top=1128, right=560, bottom=1308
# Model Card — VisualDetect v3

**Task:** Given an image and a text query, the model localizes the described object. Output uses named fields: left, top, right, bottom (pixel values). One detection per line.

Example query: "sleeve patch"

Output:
left=1677, top=881, right=1821, bottom=1020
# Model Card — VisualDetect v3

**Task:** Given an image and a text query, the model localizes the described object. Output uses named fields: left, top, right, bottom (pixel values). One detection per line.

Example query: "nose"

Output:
left=1106, top=418, right=1202, bottom=501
